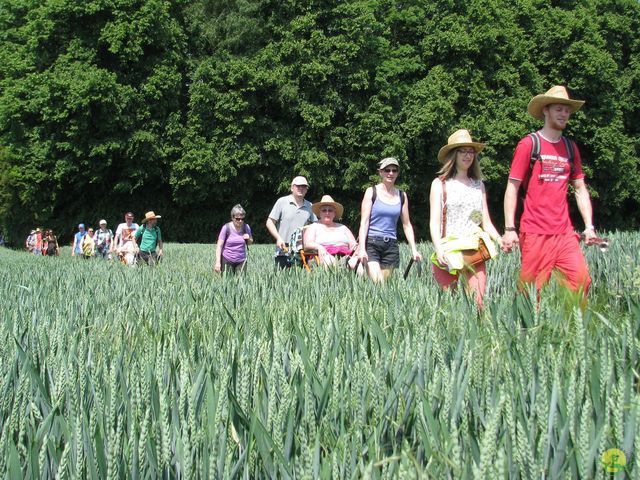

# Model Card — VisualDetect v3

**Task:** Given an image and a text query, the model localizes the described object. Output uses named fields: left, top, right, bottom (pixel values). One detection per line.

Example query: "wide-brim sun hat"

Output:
left=378, top=157, right=400, bottom=170
left=141, top=211, right=161, bottom=224
left=312, top=195, right=344, bottom=219
left=437, top=129, right=485, bottom=162
left=528, top=85, right=584, bottom=120
left=291, top=176, right=309, bottom=187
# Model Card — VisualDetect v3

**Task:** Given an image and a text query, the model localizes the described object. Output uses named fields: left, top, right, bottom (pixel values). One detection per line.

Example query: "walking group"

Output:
left=25, top=228, right=59, bottom=256
left=25, top=86, right=600, bottom=307
left=71, top=211, right=164, bottom=265
left=28, top=211, right=164, bottom=266
left=251, top=85, right=598, bottom=308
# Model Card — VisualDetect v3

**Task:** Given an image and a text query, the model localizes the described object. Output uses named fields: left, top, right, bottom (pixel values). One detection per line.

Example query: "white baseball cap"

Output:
left=99, top=219, right=107, bottom=225
left=378, top=157, right=400, bottom=170
left=291, top=176, right=309, bottom=186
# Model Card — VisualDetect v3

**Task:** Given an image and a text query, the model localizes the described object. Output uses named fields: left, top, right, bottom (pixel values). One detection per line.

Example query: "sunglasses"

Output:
left=383, top=168, right=398, bottom=173
left=320, top=208, right=335, bottom=213
left=233, top=217, right=245, bottom=221
left=458, top=149, right=476, bottom=156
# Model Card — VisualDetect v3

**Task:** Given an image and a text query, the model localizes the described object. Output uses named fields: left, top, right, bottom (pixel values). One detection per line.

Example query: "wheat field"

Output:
left=1, top=234, right=639, bottom=478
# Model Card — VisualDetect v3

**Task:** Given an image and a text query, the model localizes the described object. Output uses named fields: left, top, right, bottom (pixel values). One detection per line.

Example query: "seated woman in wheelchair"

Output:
left=303, top=195, right=357, bottom=267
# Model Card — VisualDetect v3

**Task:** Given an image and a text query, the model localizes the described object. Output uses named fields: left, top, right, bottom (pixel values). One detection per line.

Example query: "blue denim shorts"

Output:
left=366, top=236, right=400, bottom=268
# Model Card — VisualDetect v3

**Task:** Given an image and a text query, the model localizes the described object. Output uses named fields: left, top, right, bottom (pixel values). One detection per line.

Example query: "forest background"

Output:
left=1, top=0, right=639, bottom=245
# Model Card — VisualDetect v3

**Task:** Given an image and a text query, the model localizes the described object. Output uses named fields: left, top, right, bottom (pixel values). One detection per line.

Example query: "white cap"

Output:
left=99, top=219, right=107, bottom=225
left=378, top=157, right=400, bottom=169
left=291, top=176, right=309, bottom=186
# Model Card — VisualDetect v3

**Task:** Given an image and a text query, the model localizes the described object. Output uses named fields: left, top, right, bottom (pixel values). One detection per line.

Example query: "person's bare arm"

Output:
left=480, top=183, right=503, bottom=249
left=400, top=193, right=422, bottom=261
left=357, top=188, right=374, bottom=261
left=214, top=239, right=223, bottom=272
left=573, top=178, right=596, bottom=243
left=429, top=178, right=446, bottom=265
left=266, top=217, right=285, bottom=250
left=502, top=179, right=521, bottom=252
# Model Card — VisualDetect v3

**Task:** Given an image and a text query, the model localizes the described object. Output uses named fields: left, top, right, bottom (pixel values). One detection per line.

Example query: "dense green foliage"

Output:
left=1, top=0, right=639, bottom=244
left=1, top=235, right=639, bottom=477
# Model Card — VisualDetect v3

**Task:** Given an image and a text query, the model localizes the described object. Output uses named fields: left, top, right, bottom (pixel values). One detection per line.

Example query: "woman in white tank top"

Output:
left=429, top=129, right=503, bottom=308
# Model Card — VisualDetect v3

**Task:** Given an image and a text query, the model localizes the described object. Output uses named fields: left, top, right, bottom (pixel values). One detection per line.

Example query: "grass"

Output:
left=0, top=234, right=639, bottom=478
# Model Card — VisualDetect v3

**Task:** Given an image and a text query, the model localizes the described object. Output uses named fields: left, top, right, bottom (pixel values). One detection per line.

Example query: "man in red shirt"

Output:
left=503, top=85, right=597, bottom=295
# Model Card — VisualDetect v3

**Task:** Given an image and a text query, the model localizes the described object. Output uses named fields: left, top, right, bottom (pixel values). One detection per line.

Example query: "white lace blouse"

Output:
left=441, top=178, right=483, bottom=238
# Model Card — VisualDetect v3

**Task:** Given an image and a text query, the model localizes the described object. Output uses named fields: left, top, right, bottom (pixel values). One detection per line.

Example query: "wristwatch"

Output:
left=504, top=227, right=517, bottom=232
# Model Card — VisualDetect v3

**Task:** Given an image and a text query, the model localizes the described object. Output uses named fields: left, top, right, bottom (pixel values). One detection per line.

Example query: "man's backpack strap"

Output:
left=562, top=136, right=575, bottom=176
left=527, top=131, right=575, bottom=177
left=528, top=132, right=541, bottom=173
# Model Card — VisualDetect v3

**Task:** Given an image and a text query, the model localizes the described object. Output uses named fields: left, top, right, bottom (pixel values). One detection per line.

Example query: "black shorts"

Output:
left=138, top=250, right=160, bottom=265
left=366, top=236, right=400, bottom=268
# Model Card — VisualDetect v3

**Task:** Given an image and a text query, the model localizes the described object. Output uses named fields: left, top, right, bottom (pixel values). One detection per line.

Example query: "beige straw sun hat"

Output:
left=312, top=195, right=344, bottom=219
left=527, top=85, right=584, bottom=120
left=141, top=211, right=161, bottom=224
left=437, top=129, right=485, bottom=163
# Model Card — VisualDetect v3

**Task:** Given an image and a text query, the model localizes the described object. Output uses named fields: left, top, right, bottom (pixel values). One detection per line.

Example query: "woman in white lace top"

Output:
left=429, top=129, right=503, bottom=307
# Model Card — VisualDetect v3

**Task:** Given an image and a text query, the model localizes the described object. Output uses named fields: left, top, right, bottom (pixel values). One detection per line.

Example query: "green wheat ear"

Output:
left=0, top=235, right=637, bottom=478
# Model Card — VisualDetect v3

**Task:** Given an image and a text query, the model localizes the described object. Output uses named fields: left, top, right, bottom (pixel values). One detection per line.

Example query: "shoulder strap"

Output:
left=562, top=136, right=575, bottom=175
left=528, top=132, right=541, bottom=172
left=368, top=185, right=377, bottom=227
left=439, top=176, right=447, bottom=238
left=221, top=222, right=233, bottom=252
left=399, top=189, right=405, bottom=209
left=527, top=132, right=575, bottom=179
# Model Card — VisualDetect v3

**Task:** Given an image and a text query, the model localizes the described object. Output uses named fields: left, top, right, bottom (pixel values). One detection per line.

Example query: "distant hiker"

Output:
left=25, top=230, right=36, bottom=253
left=357, top=158, right=422, bottom=283
left=214, top=204, right=253, bottom=274
left=117, top=227, right=138, bottom=266
left=503, top=85, right=596, bottom=297
left=266, top=176, right=316, bottom=268
left=71, top=224, right=86, bottom=257
left=94, top=219, right=113, bottom=260
left=82, top=227, right=96, bottom=259
left=429, top=130, right=502, bottom=308
left=33, top=228, right=43, bottom=255
left=135, top=211, right=163, bottom=265
left=44, top=229, right=60, bottom=256
left=111, top=212, right=139, bottom=255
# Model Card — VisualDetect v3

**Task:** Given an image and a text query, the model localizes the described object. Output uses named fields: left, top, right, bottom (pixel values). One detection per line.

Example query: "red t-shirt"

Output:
left=509, top=133, right=584, bottom=234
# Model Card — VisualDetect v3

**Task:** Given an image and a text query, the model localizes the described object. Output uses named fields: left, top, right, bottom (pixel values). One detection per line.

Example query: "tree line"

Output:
left=1, top=0, right=639, bottom=245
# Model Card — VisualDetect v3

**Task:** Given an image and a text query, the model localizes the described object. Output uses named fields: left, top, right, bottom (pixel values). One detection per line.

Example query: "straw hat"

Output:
left=141, top=211, right=161, bottom=224
left=437, top=129, right=485, bottom=162
left=528, top=85, right=584, bottom=120
left=312, top=195, right=344, bottom=219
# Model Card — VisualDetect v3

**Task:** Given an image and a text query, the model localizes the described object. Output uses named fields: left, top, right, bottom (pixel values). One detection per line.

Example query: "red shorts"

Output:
left=519, top=232, right=591, bottom=294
